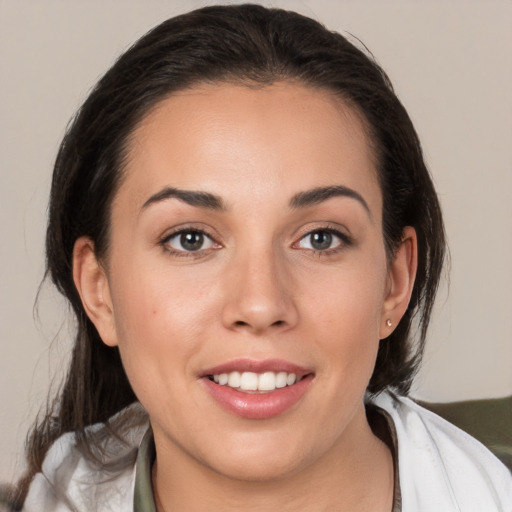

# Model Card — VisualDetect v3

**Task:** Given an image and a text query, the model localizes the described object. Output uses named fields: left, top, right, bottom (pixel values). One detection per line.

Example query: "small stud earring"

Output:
left=386, top=319, right=392, bottom=327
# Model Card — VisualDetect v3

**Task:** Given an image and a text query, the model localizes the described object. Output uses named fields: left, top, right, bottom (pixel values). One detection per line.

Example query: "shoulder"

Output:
left=372, top=391, right=512, bottom=512
left=22, top=403, right=149, bottom=512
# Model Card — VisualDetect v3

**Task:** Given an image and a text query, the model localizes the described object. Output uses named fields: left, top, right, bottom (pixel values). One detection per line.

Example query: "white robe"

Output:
left=373, top=392, right=512, bottom=511
left=23, top=392, right=512, bottom=511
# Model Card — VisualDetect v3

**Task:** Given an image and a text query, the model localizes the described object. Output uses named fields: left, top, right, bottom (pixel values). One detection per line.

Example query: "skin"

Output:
left=73, top=82, right=417, bottom=511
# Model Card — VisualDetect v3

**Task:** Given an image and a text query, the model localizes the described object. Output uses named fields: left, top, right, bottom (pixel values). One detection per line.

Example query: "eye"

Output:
left=296, top=228, right=349, bottom=252
left=164, top=229, right=217, bottom=253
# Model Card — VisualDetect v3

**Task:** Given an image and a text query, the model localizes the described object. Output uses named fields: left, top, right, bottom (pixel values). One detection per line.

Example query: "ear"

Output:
left=72, top=236, right=119, bottom=347
left=380, top=226, right=418, bottom=339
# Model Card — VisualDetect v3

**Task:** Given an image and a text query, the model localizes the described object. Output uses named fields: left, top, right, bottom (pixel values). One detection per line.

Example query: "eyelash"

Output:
left=159, top=225, right=352, bottom=258
left=294, top=226, right=353, bottom=256
left=159, top=228, right=221, bottom=258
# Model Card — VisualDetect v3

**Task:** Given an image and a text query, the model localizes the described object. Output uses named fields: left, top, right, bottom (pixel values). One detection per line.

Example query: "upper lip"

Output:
left=200, top=358, right=313, bottom=379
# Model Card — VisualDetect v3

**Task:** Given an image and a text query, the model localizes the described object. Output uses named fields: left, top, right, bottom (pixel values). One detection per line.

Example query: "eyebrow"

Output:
left=141, top=187, right=226, bottom=211
left=290, top=185, right=370, bottom=215
left=141, top=184, right=369, bottom=216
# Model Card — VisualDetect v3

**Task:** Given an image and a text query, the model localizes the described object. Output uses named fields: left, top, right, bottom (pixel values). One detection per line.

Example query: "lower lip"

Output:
left=202, top=375, right=313, bottom=420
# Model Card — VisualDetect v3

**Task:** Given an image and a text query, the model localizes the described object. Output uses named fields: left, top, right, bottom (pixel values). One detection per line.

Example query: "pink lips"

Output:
left=201, top=359, right=314, bottom=420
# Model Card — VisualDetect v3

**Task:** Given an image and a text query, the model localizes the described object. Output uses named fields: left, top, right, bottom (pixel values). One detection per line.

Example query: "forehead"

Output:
left=119, top=82, right=381, bottom=213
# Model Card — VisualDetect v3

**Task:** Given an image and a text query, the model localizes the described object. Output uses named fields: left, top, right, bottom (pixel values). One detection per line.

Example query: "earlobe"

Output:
left=380, top=227, right=418, bottom=339
left=72, top=236, right=119, bottom=347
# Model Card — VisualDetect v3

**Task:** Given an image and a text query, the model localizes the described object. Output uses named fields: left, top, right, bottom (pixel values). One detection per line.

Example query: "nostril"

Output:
left=232, top=319, right=285, bottom=330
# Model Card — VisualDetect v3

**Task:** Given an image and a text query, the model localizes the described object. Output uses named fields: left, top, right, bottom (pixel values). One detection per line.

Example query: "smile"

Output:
left=201, top=359, right=314, bottom=419
left=210, top=371, right=300, bottom=392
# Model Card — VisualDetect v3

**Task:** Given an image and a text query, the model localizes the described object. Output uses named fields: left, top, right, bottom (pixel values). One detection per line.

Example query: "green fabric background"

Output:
left=418, top=395, right=512, bottom=472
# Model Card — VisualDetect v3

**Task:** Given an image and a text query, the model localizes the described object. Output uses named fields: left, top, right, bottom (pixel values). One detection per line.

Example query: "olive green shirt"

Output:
left=132, top=407, right=402, bottom=511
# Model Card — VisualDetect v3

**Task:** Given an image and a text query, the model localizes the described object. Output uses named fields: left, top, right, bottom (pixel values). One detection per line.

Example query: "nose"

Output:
left=221, top=248, right=298, bottom=335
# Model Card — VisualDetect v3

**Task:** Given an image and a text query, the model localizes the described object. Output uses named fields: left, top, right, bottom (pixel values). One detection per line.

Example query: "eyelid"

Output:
left=291, top=223, right=353, bottom=253
left=159, top=224, right=223, bottom=256
left=168, top=230, right=215, bottom=251
left=159, top=222, right=221, bottom=242
left=293, top=222, right=352, bottom=242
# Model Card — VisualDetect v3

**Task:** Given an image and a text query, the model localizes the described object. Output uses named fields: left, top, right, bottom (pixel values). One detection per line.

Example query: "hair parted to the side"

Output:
left=14, top=4, right=445, bottom=507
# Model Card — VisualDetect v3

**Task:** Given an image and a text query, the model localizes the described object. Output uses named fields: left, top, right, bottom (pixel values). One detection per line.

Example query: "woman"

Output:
left=15, top=4, right=511, bottom=511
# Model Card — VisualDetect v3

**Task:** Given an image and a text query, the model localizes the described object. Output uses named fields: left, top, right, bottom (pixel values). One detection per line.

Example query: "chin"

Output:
left=199, top=432, right=317, bottom=483
left=211, top=455, right=305, bottom=483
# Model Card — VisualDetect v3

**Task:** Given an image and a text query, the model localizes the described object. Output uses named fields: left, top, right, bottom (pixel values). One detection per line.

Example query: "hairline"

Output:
left=102, top=76, right=387, bottom=258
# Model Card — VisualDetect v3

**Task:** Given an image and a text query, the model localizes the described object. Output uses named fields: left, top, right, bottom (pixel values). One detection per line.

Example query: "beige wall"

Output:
left=1, top=0, right=511, bottom=481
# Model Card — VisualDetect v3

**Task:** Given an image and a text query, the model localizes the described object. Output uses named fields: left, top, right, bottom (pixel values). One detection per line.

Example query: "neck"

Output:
left=152, top=408, right=394, bottom=512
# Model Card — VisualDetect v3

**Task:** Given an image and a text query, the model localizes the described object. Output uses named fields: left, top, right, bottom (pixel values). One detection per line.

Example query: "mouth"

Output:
left=207, top=371, right=304, bottom=392
left=200, top=359, right=314, bottom=419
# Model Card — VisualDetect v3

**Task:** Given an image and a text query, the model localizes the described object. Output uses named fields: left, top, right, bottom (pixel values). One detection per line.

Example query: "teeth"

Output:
left=211, top=371, right=300, bottom=391
left=275, top=372, right=288, bottom=388
left=228, top=371, right=241, bottom=388
left=287, top=373, right=297, bottom=386
left=240, top=372, right=258, bottom=390
left=258, top=371, right=276, bottom=391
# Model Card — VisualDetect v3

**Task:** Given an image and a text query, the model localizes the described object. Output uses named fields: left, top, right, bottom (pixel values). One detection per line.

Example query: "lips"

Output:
left=200, top=359, right=314, bottom=419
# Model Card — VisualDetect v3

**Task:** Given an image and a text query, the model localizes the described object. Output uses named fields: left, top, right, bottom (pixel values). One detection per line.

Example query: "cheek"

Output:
left=306, top=257, right=387, bottom=336
left=107, top=263, right=217, bottom=398
left=111, top=252, right=216, bottom=335
left=302, top=255, right=388, bottom=378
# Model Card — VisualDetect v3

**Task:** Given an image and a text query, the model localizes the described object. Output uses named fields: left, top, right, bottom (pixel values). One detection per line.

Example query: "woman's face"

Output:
left=76, top=82, right=414, bottom=481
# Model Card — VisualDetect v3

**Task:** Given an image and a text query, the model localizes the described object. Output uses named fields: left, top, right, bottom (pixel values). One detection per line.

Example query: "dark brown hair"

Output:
left=15, top=4, right=445, bottom=507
